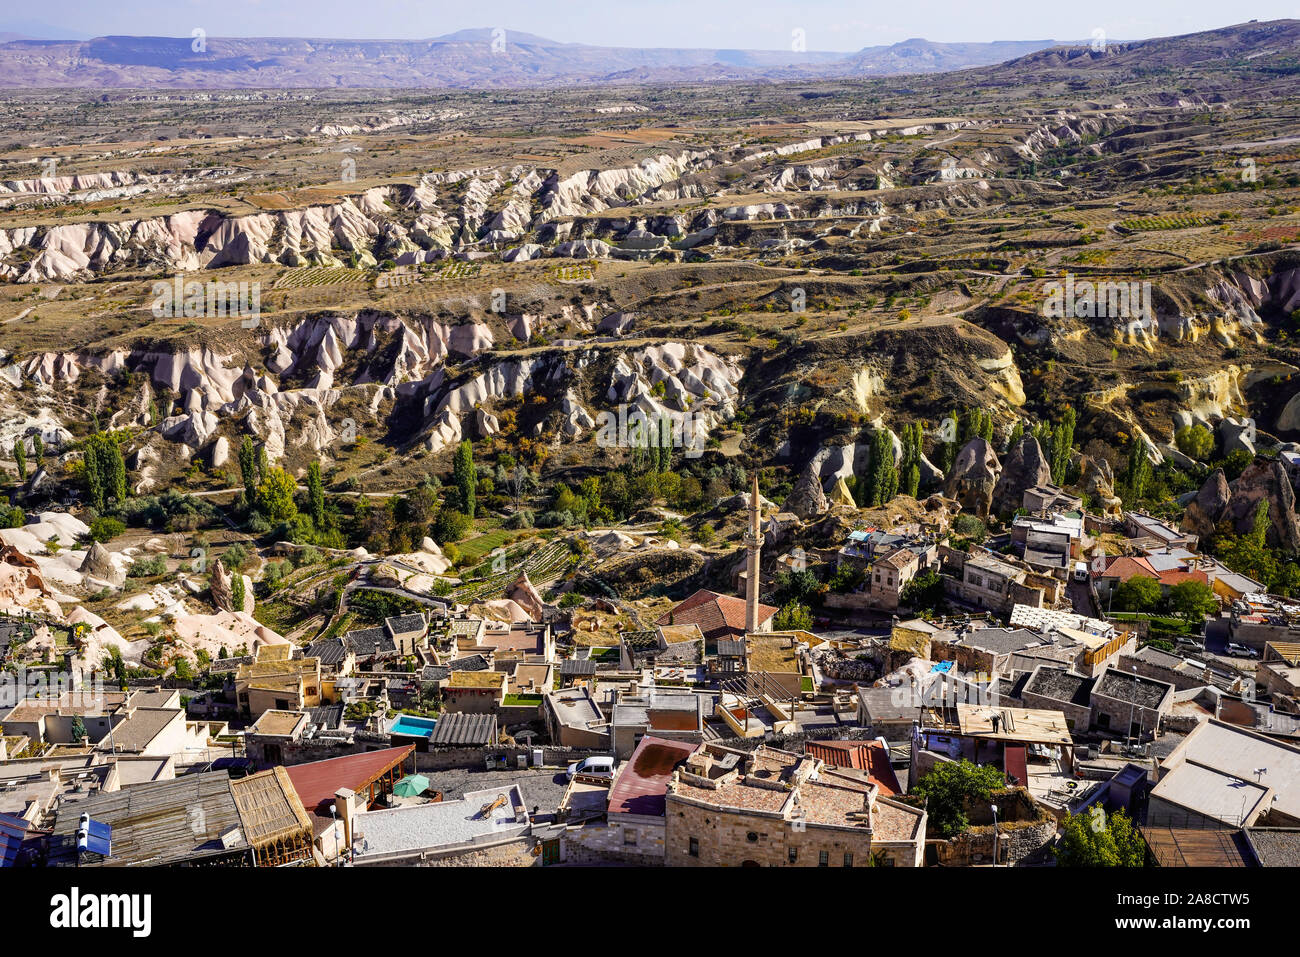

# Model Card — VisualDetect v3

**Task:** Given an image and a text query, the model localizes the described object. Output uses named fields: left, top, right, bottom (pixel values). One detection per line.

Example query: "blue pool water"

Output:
left=390, top=715, right=437, bottom=739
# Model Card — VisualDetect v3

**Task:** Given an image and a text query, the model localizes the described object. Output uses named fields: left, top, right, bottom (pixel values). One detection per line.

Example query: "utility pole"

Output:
left=990, top=803, right=1000, bottom=867
left=1127, top=665, right=1139, bottom=749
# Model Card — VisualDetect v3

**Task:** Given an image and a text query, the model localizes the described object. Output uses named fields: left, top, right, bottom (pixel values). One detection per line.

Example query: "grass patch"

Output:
left=457, top=529, right=517, bottom=564
left=503, top=694, right=543, bottom=707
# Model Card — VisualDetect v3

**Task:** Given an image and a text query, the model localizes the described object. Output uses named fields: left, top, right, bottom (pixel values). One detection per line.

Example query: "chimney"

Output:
left=745, top=475, right=762, bottom=634
left=335, top=786, right=357, bottom=856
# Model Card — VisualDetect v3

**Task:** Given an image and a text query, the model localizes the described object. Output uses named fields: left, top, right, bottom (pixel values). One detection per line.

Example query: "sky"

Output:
left=1, top=0, right=1295, bottom=51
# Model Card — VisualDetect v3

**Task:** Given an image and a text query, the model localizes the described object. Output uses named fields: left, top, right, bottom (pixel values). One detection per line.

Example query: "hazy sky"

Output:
left=2, top=0, right=1294, bottom=50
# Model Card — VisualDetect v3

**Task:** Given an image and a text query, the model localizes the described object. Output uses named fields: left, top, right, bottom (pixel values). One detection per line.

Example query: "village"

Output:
left=2, top=469, right=1297, bottom=871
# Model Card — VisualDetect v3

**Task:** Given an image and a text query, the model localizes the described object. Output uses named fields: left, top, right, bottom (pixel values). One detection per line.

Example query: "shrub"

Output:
left=1174, top=424, right=1214, bottom=461
left=912, top=760, right=1005, bottom=837
left=504, top=509, right=534, bottom=530
left=433, top=507, right=472, bottom=544
left=128, top=555, right=168, bottom=578
left=88, top=516, right=126, bottom=542
left=952, top=513, right=988, bottom=544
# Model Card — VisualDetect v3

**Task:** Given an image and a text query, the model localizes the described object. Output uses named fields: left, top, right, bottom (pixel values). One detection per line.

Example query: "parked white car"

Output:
left=566, top=756, right=616, bottom=780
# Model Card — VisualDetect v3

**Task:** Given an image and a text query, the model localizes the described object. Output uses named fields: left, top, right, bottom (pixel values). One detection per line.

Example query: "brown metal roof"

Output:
left=286, top=745, right=414, bottom=833
left=607, top=736, right=697, bottom=817
left=1144, top=827, right=1256, bottom=867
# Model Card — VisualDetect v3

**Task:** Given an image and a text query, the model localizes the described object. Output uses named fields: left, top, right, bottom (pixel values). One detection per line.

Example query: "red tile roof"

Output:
left=655, top=589, right=777, bottom=639
left=607, top=735, right=698, bottom=817
left=1102, top=556, right=1158, bottom=581
left=804, top=740, right=901, bottom=796
left=1157, top=568, right=1210, bottom=587
left=285, top=745, right=414, bottom=833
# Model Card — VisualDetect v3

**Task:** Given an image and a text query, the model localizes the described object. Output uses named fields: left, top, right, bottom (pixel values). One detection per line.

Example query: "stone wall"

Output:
left=562, top=818, right=666, bottom=865
left=1119, top=652, right=1206, bottom=693
left=414, top=745, right=607, bottom=772
left=665, top=795, right=884, bottom=867
left=416, top=838, right=541, bottom=867
left=930, top=814, right=1058, bottom=866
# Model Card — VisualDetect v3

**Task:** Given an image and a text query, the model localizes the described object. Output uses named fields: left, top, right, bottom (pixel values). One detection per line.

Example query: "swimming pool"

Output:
left=390, top=715, right=437, bottom=739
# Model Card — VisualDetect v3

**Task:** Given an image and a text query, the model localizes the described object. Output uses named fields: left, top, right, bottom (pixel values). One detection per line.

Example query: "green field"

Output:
left=457, top=529, right=518, bottom=564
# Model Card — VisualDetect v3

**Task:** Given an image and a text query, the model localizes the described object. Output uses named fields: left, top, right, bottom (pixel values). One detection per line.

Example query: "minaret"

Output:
left=745, top=474, right=762, bottom=633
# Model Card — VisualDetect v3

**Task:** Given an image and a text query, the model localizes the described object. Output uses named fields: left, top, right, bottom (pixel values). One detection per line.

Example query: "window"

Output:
left=746, top=832, right=759, bottom=843
left=843, top=852, right=854, bottom=867
left=623, top=828, right=637, bottom=846
left=688, top=837, right=699, bottom=858
left=818, top=850, right=828, bottom=867
left=788, top=847, right=798, bottom=864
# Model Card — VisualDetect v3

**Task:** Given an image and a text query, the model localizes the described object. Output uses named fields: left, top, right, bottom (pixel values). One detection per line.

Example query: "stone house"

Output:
left=663, top=743, right=926, bottom=867
left=442, top=670, right=506, bottom=714
left=1089, top=666, right=1175, bottom=740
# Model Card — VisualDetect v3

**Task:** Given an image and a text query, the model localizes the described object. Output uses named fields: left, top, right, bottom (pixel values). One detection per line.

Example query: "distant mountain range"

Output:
left=0, top=29, right=1058, bottom=88
left=0, top=20, right=1292, bottom=89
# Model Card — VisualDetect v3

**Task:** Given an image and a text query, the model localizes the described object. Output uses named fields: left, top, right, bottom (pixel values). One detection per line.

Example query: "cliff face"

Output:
left=1182, top=460, right=1300, bottom=554
left=992, top=436, right=1052, bottom=517
left=0, top=318, right=744, bottom=492
left=945, top=438, right=1001, bottom=519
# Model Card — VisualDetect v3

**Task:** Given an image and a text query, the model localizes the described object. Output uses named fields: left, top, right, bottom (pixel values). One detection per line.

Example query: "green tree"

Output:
left=1221, top=449, right=1253, bottom=481
left=103, top=645, right=128, bottom=690
left=433, top=505, right=472, bottom=544
left=1175, top=424, right=1214, bottom=461
left=899, top=422, right=923, bottom=498
left=901, top=569, right=944, bottom=611
left=1166, top=579, right=1217, bottom=622
left=84, top=433, right=127, bottom=510
left=31, top=433, right=43, bottom=466
left=952, top=513, right=988, bottom=545
left=1050, top=408, right=1075, bottom=485
left=1114, top=575, right=1162, bottom=612
left=1122, top=435, right=1152, bottom=503
left=1056, top=807, right=1146, bottom=867
left=238, top=436, right=259, bottom=507
left=1006, top=419, right=1024, bottom=453
left=256, top=466, right=299, bottom=523
left=12, top=439, right=26, bottom=482
left=453, top=440, right=476, bottom=518
left=306, top=460, right=327, bottom=530
left=866, top=429, right=899, bottom=507
left=773, top=569, right=821, bottom=606
left=774, top=600, right=813, bottom=632
left=1212, top=500, right=1278, bottom=589
left=230, top=574, right=247, bottom=613
left=912, top=760, right=1005, bottom=838
left=88, top=516, right=126, bottom=542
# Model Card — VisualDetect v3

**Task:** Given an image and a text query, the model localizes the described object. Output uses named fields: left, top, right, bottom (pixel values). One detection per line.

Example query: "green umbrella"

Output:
left=393, top=774, right=430, bottom=798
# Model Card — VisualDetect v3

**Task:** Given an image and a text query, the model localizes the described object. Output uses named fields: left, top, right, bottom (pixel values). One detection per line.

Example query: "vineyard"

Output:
left=273, top=267, right=370, bottom=289
left=551, top=263, right=596, bottom=283
left=1119, top=215, right=1215, bottom=232
left=450, top=538, right=576, bottom=604
left=432, top=261, right=482, bottom=280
